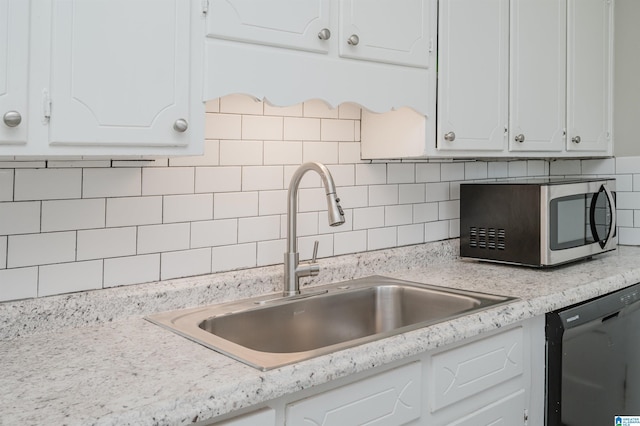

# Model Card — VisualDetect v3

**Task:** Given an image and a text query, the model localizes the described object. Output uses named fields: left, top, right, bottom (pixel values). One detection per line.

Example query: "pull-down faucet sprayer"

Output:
left=283, top=162, right=345, bottom=296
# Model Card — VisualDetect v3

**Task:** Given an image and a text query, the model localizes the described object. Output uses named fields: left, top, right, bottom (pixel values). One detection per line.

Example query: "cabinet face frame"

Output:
left=0, top=0, right=30, bottom=145
left=436, top=0, right=509, bottom=153
left=565, top=0, right=613, bottom=154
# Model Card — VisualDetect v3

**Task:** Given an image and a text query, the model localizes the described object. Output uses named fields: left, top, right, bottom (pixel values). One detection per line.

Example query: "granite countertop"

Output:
left=2, top=241, right=640, bottom=426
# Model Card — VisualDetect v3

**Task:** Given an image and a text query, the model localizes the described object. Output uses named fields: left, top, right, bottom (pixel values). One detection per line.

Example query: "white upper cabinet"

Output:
left=203, top=0, right=437, bottom=114
left=205, top=0, right=331, bottom=53
left=0, top=0, right=204, bottom=157
left=339, top=0, right=432, bottom=68
left=0, top=0, right=30, bottom=146
left=509, top=0, right=566, bottom=153
left=436, top=0, right=509, bottom=153
left=566, top=0, right=613, bottom=153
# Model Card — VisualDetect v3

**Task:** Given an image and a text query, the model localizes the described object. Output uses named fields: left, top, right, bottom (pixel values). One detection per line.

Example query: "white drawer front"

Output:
left=286, top=361, right=422, bottom=426
left=431, top=326, right=524, bottom=411
left=447, top=389, right=525, bottom=426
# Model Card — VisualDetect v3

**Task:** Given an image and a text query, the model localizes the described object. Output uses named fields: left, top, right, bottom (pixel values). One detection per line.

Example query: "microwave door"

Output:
left=589, top=184, right=616, bottom=250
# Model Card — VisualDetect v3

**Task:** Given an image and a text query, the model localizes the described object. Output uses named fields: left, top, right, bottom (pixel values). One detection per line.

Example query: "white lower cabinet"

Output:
left=208, top=316, right=545, bottom=426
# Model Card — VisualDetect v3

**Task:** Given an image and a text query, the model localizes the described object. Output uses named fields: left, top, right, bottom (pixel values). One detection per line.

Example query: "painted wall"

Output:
left=0, top=95, right=638, bottom=302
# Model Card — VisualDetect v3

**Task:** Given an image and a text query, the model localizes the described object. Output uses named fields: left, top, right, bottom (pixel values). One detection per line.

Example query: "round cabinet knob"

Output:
left=514, top=134, right=525, bottom=143
left=572, top=135, right=582, bottom=144
left=347, top=34, right=360, bottom=46
left=318, top=28, right=331, bottom=40
left=3, top=111, right=22, bottom=128
left=444, top=131, right=456, bottom=142
left=173, top=119, right=188, bottom=133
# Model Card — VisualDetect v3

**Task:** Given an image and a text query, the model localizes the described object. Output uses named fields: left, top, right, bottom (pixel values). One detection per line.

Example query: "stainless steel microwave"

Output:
left=460, top=178, right=616, bottom=267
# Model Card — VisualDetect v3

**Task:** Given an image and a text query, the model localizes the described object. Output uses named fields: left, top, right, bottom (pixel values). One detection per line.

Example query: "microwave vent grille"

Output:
left=469, top=227, right=505, bottom=250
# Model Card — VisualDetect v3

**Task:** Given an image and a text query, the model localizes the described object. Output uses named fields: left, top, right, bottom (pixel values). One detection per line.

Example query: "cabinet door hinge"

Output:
left=42, top=89, right=51, bottom=121
left=201, top=0, right=209, bottom=15
left=429, top=38, right=434, bottom=53
left=524, top=408, right=529, bottom=425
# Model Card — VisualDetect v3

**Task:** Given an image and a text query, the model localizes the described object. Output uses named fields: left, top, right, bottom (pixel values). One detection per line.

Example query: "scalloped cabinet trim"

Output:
left=203, top=0, right=437, bottom=116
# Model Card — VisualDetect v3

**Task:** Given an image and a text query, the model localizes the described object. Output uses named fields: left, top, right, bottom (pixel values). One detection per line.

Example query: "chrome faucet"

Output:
left=284, top=162, right=345, bottom=296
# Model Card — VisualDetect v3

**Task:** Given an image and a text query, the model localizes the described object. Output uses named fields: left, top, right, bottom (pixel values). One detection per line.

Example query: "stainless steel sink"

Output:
left=146, top=276, right=515, bottom=370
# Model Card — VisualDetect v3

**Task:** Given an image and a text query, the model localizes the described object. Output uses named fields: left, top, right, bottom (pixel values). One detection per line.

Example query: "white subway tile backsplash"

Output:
left=4, top=94, right=640, bottom=301
left=219, top=140, right=263, bottom=166
left=507, top=161, right=528, bottom=177
left=441, top=163, right=464, bottom=181
left=242, top=115, right=283, bottom=141
left=283, top=117, right=321, bottom=141
left=426, top=182, right=450, bottom=202
left=0, top=169, right=13, bottom=201
left=397, top=224, right=424, bottom=246
left=106, top=196, right=162, bottom=227
left=104, top=254, right=160, bottom=288
left=214, top=192, right=259, bottom=219
left=38, top=260, right=102, bottom=297
left=353, top=206, right=384, bottom=230
left=549, top=159, right=581, bottom=176
left=439, top=200, right=460, bottom=220
left=211, top=243, right=257, bottom=273
left=15, top=169, right=82, bottom=201
left=163, top=194, right=213, bottom=223
left=77, top=227, right=137, bottom=261
left=42, top=199, right=105, bottom=232
left=205, top=113, right=242, bottom=140
left=369, top=185, right=398, bottom=206
left=242, top=166, right=284, bottom=191
left=385, top=205, right=413, bottom=226
left=338, top=142, right=362, bottom=164
left=0, top=267, right=38, bottom=301
left=488, top=161, right=508, bottom=178
left=0, top=236, right=6, bottom=269
left=303, top=141, right=339, bottom=164
left=195, top=166, right=241, bottom=193
left=191, top=219, right=238, bottom=248
left=399, top=184, right=426, bottom=204
left=137, top=223, right=190, bottom=254
left=142, top=167, right=194, bottom=196
left=616, top=156, right=640, bottom=174
left=8, top=232, right=76, bottom=268
left=368, top=227, right=396, bottom=251
left=416, top=163, right=441, bottom=182
left=464, top=162, right=488, bottom=180
left=161, top=248, right=212, bottom=280
left=356, top=163, right=386, bottom=185
left=334, top=230, right=367, bottom=255
left=387, top=163, right=415, bottom=184
left=264, top=141, right=303, bottom=165
left=414, top=203, right=439, bottom=223
left=321, top=119, right=355, bottom=142
left=83, top=168, right=141, bottom=198
left=0, top=202, right=40, bottom=235
left=425, top=220, right=450, bottom=242
left=257, top=239, right=286, bottom=266
left=238, top=215, right=281, bottom=243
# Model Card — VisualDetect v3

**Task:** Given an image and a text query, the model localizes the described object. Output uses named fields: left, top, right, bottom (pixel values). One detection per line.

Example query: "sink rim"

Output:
left=146, top=276, right=517, bottom=371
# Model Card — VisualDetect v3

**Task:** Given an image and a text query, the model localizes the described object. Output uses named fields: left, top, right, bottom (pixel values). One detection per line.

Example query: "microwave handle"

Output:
left=589, top=184, right=616, bottom=249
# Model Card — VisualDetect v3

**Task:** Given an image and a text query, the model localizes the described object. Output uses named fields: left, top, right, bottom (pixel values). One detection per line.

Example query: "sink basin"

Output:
left=146, top=276, right=515, bottom=370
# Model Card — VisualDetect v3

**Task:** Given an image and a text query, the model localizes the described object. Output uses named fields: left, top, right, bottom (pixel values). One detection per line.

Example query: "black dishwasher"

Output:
left=546, top=283, right=640, bottom=426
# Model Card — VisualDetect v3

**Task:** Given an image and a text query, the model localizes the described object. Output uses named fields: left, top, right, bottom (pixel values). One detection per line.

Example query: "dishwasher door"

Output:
left=546, top=283, right=640, bottom=426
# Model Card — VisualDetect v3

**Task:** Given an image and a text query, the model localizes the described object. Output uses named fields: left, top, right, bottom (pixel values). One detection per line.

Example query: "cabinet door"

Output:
left=566, top=0, right=612, bottom=153
left=436, top=0, right=509, bottom=152
left=447, top=389, right=525, bottom=426
left=206, top=0, right=331, bottom=53
left=47, top=0, right=194, bottom=148
left=339, top=0, right=435, bottom=68
left=0, top=0, right=29, bottom=145
left=509, top=0, right=566, bottom=153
